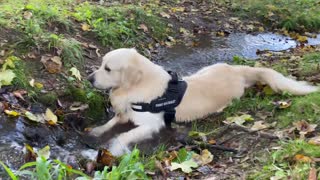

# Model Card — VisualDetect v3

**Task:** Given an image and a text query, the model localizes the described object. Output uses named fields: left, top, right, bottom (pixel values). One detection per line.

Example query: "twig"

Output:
left=228, top=124, right=279, bottom=139
left=208, top=144, right=238, bottom=153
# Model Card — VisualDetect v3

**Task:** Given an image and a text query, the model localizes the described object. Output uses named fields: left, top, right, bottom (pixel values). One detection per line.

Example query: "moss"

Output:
left=66, top=85, right=106, bottom=120
left=37, top=92, right=58, bottom=107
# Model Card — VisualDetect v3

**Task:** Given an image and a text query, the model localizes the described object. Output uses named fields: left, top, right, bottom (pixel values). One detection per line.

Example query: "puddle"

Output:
left=157, top=33, right=320, bottom=75
left=1, top=32, right=320, bottom=172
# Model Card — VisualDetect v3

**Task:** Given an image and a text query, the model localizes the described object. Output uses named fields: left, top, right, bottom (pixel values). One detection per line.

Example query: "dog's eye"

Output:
left=105, top=66, right=111, bottom=72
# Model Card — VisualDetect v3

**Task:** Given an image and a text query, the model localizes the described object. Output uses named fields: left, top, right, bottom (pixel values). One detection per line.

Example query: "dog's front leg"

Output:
left=89, top=114, right=128, bottom=137
left=108, top=124, right=162, bottom=156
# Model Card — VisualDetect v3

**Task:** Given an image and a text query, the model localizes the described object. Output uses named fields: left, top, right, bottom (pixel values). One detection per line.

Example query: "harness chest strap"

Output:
left=131, top=71, right=187, bottom=128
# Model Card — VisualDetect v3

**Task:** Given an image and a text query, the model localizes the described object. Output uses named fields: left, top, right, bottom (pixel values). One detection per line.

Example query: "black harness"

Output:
left=131, top=71, right=187, bottom=128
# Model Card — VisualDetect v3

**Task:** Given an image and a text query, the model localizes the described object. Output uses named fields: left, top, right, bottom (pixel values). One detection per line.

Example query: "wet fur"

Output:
left=88, top=48, right=319, bottom=156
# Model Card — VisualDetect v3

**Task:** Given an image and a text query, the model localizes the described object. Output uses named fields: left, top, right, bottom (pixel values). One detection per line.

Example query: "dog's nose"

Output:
left=87, top=74, right=95, bottom=84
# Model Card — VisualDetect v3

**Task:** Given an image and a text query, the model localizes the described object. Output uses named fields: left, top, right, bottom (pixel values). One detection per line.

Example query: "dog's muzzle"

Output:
left=87, top=73, right=95, bottom=85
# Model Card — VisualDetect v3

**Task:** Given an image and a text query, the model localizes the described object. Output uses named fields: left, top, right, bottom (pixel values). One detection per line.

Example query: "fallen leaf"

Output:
left=23, top=11, right=33, bottom=19
left=208, top=139, right=216, bottom=145
left=96, top=149, right=115, bottom=167
left=297, top=35, right=308, bottom=43
left=25, top=111, right=39, bottom=122
left=44, top=108, right=58, bottom=125
left=69, top=102, right=89, bottom=111
left=81, top=23, right=91, bottom=31
left=273, top=100, right=292, bottom=109
left=225, top=114, right=254, bottom=126
left=258, top=27, right=265, bottom=32
left=293, top=120, right=317, bottom=138
left=160, top=12, right=170, bottom=18
left=0, top=69, right=16, bottom=88
left=293, top=154, right=312, bottom=163
left=308, top=167, right=317, bottom=180
left=34, top=82, right=43, bottom=89
left=251, top=121, right=269, bottom=131
left=24, top=144, right=37, bottom=162
left=308, top=136, right=320, bottom=146
left=263, top=85, right=274, bottom=95
left=170, top=159, right=198, bottom=173
left=29, top=79, right=35, bottom=87
left=4, top=110, right=20, bottom=117
left=216, top=31, right=225, bottom=37
left=138, top=24, right=148, bottom=32
left=37, top=145, right=50, bottom=160
left=40, top=55, right=62, bottom=74
left=192, top=149, right=213, bottom=166
left=69, top=67, right=81, bottom=81
left=13, top=90, right=27, bottom=101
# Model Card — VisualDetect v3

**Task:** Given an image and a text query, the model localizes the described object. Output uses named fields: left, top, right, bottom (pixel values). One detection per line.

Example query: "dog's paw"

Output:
left=88, top=126, right=106, bottom=137
left=108, top=138, right=131, bottom=156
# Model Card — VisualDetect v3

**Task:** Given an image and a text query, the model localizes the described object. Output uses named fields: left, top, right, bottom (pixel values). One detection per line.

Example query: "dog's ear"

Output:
left=121, top=65, right=143, bottom=89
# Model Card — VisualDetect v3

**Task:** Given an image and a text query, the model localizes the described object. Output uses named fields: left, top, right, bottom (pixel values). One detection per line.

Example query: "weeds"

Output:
left=250, top=140, right=320, bottom=179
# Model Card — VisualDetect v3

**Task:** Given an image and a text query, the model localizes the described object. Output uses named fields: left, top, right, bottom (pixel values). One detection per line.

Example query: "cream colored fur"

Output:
left=88, top=48, right=319, bottom=156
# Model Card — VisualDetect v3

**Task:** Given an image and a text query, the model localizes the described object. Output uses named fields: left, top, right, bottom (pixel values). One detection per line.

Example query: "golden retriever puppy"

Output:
left=87, top=48, right=319, bottom=156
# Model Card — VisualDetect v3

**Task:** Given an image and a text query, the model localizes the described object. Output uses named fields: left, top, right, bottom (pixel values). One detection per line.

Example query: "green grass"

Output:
left=0, top=148, right=148, bottom=179
left=73, top=2, right=168, bottom=48
left=250, top=140, right=320, bottom=179
left=231, top=0, right=320, bottom=32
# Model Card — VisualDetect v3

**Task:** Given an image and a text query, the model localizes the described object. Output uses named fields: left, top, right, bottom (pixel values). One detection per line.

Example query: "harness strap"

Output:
left=131, top=71, right=187, bottom=128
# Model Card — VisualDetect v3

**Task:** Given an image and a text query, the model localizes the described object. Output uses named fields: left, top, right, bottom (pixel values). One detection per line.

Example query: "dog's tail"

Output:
left=237, top=66, right=319, bottom=95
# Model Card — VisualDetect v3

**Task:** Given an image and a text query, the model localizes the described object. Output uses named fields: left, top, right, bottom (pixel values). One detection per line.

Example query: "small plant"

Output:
left=93, top=148, right=149, bottom=180
left=0, top=148, right=148, bottom=180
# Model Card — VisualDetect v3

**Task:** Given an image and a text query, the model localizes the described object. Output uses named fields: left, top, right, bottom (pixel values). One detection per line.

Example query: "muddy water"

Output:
left=156, top=33, right=320, bottom=75
left=1, top=32, right=320, bottom=172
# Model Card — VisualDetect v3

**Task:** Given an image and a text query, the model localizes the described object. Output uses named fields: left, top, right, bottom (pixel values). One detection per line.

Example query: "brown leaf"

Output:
left=308, top=136, right=320, bottom=146
left=138, top=24, right=148, bottom=32
left=96, top=149, right=115, bottom=167
left=160, top=12, right=170, bottom=18
left=23, top=11, right=33, bottom=19
left=13, top=90, right=27, bottom=101
left=308, top=167, right=317, bottom=180
left=250, top=121, right=269, bottom=131
left=293, top=120, right=317, bottom=138
left=41, top=55, right=62, bottom=74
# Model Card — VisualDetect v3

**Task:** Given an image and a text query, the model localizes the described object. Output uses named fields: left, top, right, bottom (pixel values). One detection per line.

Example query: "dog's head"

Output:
left=87, top=48, right=143, bottom=90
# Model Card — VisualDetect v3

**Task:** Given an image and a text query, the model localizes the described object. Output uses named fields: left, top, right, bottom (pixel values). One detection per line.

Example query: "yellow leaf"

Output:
left=297, top=35, right=308, bottom=43
left=258, top=27, right=265, bottom=32
left=34, top=82, right=43, bottom=89
left=69, top=67, right=81, bottom=81
left=4, top=110, right=20, bottom=117
left=263, top=85, right=274, bottom=95
left=192, top=149, right=213, bottom=166
left=81, top=23, right=91, bottom=31
left=294, top=154, right=312, bottom=163
left=45, top=108, right=57, bottom=125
